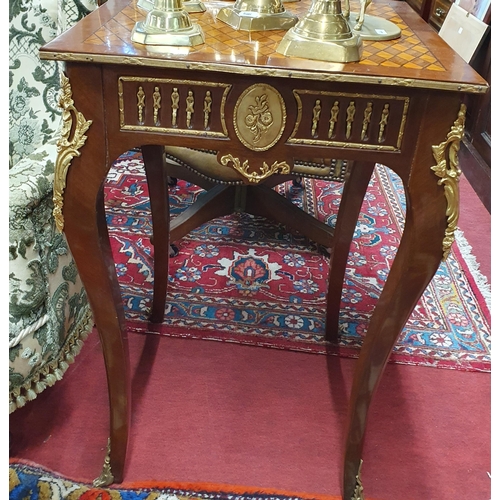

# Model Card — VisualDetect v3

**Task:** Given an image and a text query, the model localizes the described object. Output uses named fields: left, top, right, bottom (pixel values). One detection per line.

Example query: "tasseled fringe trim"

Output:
left=9, top=308, right=94, bottom=414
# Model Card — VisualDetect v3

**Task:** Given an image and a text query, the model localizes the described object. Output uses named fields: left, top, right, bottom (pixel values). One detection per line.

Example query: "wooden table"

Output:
left=40, top=1, right=487, bottom=498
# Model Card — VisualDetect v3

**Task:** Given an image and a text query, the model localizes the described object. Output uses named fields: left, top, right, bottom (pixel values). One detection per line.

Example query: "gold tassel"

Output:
left=36, top=380, right=47, bottom=393
left=26, top=388, right=37, bottom=401
left=16, top=394, right=26, bottom=408
left=45, top=373, right=57, bottom=386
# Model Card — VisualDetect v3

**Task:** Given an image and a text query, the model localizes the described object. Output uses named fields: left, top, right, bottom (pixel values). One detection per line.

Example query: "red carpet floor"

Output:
left=9, top=176, right=491, bottom=500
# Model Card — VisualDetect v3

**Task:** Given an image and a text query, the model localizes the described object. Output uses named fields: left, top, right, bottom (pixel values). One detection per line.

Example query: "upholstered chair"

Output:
left=9, top=0, right=99, bottom=413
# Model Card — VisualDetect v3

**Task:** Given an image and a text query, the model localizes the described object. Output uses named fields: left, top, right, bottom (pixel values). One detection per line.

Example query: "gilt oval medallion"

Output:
left=233, top=83, right=286, bottom=151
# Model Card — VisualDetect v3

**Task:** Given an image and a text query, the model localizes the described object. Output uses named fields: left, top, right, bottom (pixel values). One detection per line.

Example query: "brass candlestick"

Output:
left=137, top=0, right=154, bottom=10
left=138, top=0, right=206, bottom=14
left=216, top=0, right=298, bottom=32
left=276, top=0, right=362, bottom=62
left=183, top=0, right=207, bottom=13
left=131, top=0, right=205, bottom=46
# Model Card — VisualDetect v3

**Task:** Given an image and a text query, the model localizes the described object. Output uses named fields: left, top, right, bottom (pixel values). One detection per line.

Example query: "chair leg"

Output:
left=142, top=145, right=171, bottom=323
left=325, top=161, right=375, bottom=342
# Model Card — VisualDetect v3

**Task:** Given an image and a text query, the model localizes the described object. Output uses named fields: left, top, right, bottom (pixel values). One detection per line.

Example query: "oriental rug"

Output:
left=104, top=150, right=491, bottom=372
left=9, top=460, right=350, bottom=500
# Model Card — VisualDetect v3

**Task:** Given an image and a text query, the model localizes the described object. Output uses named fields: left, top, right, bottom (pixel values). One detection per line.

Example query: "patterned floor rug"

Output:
left=104, top=150, right=491, bottom=372
left=9, top=460, right=348, bottom=500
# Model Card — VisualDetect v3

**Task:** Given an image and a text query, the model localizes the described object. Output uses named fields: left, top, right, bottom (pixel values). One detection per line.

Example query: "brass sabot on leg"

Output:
left=92, top=439, right=114, bottom=487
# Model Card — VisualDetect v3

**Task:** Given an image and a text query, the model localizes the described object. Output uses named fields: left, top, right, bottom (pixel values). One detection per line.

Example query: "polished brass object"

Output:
left=203, top=90, right=212, bottom=129
left=185, top=89, right=195, bottom=127
left=216, top=0, right=298, bottom=32
left=431, top=104, right=466, bottom=261
left=378, top=103, right=389, bottom=143
left=118, top=76, right=231, bottom=136
left=397, top=100, right=408, bottom=147
left=92, top=438, right=114, bottom=487
left=347, top=13, right=401, bottom=40
left=138, top=0, right=206, bottom=14
left=344, top=0, right=371, bottom=30
left=328, top=101, right=340, bottom=138
left=360, top=101, right=372, bottom=140
left=246, top=95, right=273, bottom=142
left=234, top=83, right=286, bottom=152
left=53, top=73, right=92, bottom=233
left=289, top=89, right=409, bottom=151
left=351, top=459, right=365, bottom=500
left=153, top=86, right=162, bottom=124
left=220, top=154, right=291, bottom=183
left=276, top=0, right=362, bottom=63
left=131, top=0, right=204, bottom=47
left=311, top=99, right=321, bottom=137
left=137, top=86, right=146, bottom=123
left=172, top=87, right=180, bottom=126
left=137, top=0, right=154, bottom=10
left=344, top=0, right=401, bottom=40
left=345, top=100, right=356, bottom=139
left=183, top=0, right=206, bottom=13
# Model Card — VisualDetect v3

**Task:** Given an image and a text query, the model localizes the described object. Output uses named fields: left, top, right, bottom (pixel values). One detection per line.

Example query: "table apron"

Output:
left=99, top=65, right=455, bottom=180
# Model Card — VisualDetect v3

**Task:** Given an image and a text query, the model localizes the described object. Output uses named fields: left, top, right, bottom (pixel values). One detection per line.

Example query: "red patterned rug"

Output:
left=104, top=150, right=490, bottom=372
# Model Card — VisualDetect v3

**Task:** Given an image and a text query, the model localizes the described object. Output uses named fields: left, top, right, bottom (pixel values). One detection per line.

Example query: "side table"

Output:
left=40, top=1, right=488, bottom=497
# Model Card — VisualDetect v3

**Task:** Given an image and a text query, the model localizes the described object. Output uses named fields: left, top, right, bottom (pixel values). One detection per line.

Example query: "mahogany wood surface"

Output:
left=40, top=0, right=486, bottom=89
left=141, top=145, right=171, bottom=323
left=40, top=1, right=488, bottom=498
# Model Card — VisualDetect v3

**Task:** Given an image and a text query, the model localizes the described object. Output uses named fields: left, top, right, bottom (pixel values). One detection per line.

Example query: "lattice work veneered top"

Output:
left=40, top=0, right=488, bottom=92
left=82, top=1, right=446, bottom=72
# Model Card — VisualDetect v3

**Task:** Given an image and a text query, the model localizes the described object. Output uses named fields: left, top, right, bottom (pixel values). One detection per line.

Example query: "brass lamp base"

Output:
left=216, top=0, right=298, bottom=32
left=347, top=13, right=401, bottom=40
left=276, top=0, right=362, bottom=63
left=131, top=0, right=204, bottom=46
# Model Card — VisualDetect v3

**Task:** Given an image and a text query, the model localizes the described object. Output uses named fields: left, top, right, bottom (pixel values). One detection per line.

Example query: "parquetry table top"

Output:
left=40, top=0, right=487, bottom=93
